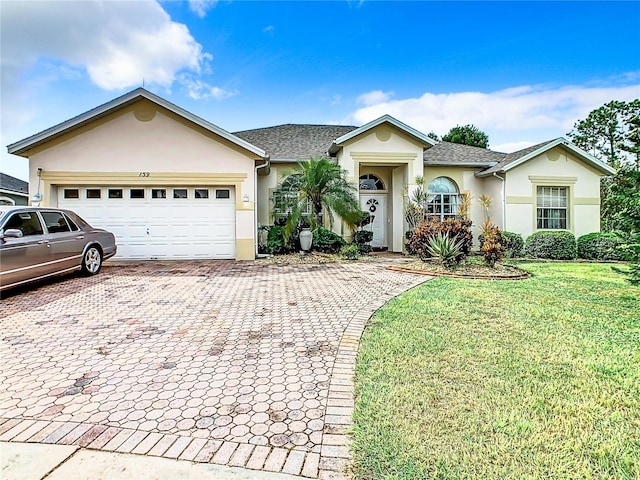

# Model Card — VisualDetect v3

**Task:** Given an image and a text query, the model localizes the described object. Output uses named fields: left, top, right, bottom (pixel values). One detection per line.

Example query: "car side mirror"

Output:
left=0, top=229, right=24, bottom=240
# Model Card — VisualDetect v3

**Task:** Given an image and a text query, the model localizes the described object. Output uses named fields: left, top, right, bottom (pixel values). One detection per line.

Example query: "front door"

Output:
left=360, top=194, right=386, bottom=248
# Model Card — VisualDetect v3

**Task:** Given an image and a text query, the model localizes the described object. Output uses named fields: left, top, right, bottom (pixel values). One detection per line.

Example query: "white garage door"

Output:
left=58, top=186, right=236, bottom=260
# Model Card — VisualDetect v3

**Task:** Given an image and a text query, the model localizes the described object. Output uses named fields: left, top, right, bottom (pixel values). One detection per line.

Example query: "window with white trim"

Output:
left=537, top=186, right=568, bottom=229
left=427, top=177, right=460, bottom=220
left=272, top=174, right=314, bottom=222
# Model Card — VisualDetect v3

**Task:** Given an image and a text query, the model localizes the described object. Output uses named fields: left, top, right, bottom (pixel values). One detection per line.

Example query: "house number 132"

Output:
left=139, top=172, right=150, bottom=177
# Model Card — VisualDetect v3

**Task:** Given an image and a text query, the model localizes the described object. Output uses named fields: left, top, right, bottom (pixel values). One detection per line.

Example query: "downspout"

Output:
left=255, top=158, right=270, bottom=258
left=492, top=172, right=506, bottom=230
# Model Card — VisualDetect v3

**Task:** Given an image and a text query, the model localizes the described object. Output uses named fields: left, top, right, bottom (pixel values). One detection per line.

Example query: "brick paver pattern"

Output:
left=0, top=259, right=428, bottom=478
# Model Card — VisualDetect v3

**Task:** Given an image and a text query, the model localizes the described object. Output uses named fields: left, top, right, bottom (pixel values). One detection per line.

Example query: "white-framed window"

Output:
left=359, top=174, right=385, bottom=191
left=427, top=177, right=460, bottom=220
left=272, top=174, right=314, bottom=222
left=537, top=186, right=568, bottom=229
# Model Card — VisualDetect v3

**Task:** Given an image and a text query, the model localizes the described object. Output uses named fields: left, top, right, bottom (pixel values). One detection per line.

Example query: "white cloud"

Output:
left=179, top=76, right=238, bottom=100
left=189, top=0, right=218, bottom=18
left=349, top=81, right=640, bottom=146
left=263, top=25, right=275, bottom=34
left=357, top=90, right=394, bottom=106
left=1, top=0, right=208, bottom=91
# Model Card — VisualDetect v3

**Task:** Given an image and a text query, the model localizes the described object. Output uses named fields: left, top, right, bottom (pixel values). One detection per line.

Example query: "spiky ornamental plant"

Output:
left=427, top=232, right=465, bottom=268
left=272, top=158, right=362, bottom=243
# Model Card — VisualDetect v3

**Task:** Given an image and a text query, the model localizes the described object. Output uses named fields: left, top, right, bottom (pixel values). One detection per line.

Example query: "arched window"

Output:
left=427, top=177, right=460, bottom=220
left=0, top=197, right=16, bottom=206
left=359, top=174, right=385, bottom=191
left=272, top=174, right=313, bottom=222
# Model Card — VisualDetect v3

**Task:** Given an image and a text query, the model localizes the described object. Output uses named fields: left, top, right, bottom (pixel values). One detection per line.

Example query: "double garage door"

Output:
left=58, top=186, right=236, bottom=260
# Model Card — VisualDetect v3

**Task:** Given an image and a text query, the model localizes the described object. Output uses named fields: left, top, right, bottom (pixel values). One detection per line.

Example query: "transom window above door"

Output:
left=359, top=174, right=385, bottom=191
left=427, top=176, right=460, bottom=220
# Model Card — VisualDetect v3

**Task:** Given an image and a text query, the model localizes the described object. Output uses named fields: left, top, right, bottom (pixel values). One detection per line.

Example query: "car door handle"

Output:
left=75, top=235, right=85, bottom=240
left=37, top=240, right=50, bottom=244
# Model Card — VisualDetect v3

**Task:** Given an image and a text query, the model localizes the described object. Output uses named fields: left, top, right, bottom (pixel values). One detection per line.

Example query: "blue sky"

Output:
left=2, top=0, right=639, bottom=181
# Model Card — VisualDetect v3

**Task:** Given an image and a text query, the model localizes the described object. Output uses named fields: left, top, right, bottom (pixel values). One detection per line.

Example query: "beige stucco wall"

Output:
left=338, top=126, right=424, bottom=252
left=25, top=100, right=260, bottom=259
left=504, top=147, right=602, bottom=238
left=422, top=166, right=490, bottom=244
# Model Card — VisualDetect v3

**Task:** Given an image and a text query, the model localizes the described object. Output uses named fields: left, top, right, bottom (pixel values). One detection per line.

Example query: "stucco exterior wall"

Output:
left=504, top=147, right=602, bottom=238
left=422, top=166, right=489, bottom=243
left=25, top=100, right=259, bottom=259
left=337, top=126, right=424, bottom=252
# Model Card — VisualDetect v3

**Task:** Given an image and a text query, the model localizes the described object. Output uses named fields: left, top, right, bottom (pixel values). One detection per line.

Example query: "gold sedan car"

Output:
left=0, top=207, right=117, bottom=292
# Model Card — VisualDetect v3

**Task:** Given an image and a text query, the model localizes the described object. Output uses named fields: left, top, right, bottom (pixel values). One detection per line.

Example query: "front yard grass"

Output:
left=352, top=262, right=639, bottom=479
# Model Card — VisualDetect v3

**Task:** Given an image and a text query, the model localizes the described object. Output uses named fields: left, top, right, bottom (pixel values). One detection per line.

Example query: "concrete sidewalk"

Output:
left=1, top=441, right=301, bottom=480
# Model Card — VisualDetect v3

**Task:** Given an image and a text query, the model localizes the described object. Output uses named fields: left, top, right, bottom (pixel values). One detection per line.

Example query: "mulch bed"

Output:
left=390, top=260, right=530, bottom=280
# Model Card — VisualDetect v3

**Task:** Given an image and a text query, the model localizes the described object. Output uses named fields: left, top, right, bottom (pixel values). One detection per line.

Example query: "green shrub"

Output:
left=357, top=244, right=373, bottom=255
left=266, top=225, right=287, bottom=254
left=613, top=234, right=640, bottom=284
left=524, top=231, right=577, bottom=260
left=427, top=233, right=464, bottom=268
left=502, top=231, right=524, bottom=258
left=406, top=217, right=473, bottom=261
left=265, top=224, right=301, bottom=254
left=481, top=225, right=506, bottom=267
left=353, top=230, right=374, bottom=245
left=577, top=232, right=625, bottom=261
left=339, top=244, right=360, bottom=260
left=353, top=230, right=374, bottom=255
left=312, top=227, right=346, bottom=254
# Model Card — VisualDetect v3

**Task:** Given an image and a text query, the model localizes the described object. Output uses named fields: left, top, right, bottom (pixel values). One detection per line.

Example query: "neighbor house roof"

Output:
left=329, top=114, right=437, bottom=154
left=477, top=137, right=616, bottom=176
left=0, top=173, right=29, bottom=197
left=234, top=124, right=358, bottom=162
left=7, top=88, right=268, bottom=160
left=423, top=141, right=504, bottom=167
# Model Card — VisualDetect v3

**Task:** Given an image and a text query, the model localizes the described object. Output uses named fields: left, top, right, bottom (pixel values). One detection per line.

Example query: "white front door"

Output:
left=360, top=194, right=386, bottom=248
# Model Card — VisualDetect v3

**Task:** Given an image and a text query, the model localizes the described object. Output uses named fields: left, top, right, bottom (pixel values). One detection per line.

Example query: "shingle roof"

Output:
left=0, top=173, right=29, bottom=194
left=423, top=141, right=505, bottom=166
left=479, top=139, right=556, bottom=175
left=234, top=124, right=358, bottom=161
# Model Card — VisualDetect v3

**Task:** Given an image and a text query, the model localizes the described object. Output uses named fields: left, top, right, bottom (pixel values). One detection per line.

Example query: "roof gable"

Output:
left=329, top=114, right=436, bottom=154
left=7, top=88, right=267, bottom=159
left=477, top=137, right=616, bottom=176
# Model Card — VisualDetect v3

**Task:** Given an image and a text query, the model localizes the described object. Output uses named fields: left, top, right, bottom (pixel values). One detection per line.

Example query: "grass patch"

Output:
left=353, top=262, right=640, bottom=480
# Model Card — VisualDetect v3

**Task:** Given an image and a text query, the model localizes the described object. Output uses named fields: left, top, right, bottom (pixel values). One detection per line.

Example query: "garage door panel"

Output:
left=58, top=186, right=237, bottom=260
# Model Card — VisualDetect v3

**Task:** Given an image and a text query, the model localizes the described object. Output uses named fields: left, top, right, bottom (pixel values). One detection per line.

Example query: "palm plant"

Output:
left=273, top=158, right=362, bottom=242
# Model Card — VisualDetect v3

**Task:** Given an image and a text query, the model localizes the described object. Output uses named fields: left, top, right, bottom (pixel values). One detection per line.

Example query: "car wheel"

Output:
left=82, top=246, right=102, bottom=275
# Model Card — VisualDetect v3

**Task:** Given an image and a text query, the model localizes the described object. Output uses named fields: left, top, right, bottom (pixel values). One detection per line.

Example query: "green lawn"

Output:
left=352, top=263, right=640, bottom=480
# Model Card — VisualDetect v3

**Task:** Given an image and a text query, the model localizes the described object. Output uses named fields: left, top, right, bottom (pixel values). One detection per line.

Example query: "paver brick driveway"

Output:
left=0, top=259, right=428, bottom=478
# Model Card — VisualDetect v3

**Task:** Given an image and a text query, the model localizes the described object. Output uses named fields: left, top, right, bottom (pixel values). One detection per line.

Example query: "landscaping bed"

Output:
left=391, top=257, right=530, bottom=279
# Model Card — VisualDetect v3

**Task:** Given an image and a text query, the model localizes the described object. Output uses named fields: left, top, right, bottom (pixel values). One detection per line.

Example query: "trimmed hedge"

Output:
left=502, top=231, right=525, bottom=258
left=524, top=231, right=577, bottom=260
left=577, top=232, right=625, bottom=261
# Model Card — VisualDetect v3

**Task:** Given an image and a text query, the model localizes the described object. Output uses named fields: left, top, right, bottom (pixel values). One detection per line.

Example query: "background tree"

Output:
left=567, top=99, right=640, bottom=169
left=272, top=158, right=362, bottom=241
left=427, top=131, right=440, bottom=142
left=568, top=100, right=640, bottom=238
left=442, top=124, right=489, bottom=148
